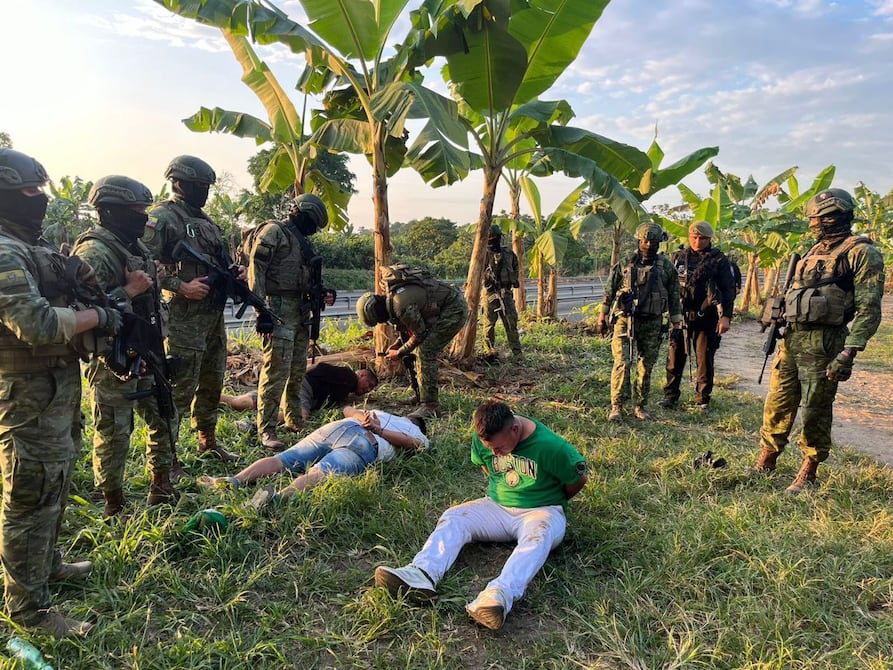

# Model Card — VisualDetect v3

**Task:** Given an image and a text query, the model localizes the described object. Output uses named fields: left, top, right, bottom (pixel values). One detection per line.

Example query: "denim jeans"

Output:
left=276, top=419, right=378, bottom=475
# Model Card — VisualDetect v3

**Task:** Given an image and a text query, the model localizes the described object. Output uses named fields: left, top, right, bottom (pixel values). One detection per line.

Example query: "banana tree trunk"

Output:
left=509, top=186, right=526, bottom=314
left=545, top=267, right=558, bottom=318
left=536, top=251, right=547, bottom=318
left=450, top=167, right=500, bottom=362
left=370, top=127, right=400, bottom=376
left=610, top=222, right=623, bottom=269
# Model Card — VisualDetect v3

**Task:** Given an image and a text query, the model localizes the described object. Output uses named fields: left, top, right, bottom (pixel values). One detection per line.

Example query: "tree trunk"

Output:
left=536, top=251, right=546, bottom=317
left=610, top=222, right=623, bottom=269
left=546, top=267, right=558, bottom=318
left=509, top=185, right=526, bottom=314
left=450, top=167, right=500, bottom=362
left=370, top=126, right=400, bottom=376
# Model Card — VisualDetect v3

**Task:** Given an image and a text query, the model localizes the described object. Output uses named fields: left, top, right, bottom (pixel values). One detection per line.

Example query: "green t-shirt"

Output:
left=471, top=416, right=586, bottom=510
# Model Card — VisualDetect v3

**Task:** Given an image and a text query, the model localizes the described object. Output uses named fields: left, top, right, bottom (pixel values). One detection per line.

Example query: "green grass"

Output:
left=7, top=315, right=892, bottom=669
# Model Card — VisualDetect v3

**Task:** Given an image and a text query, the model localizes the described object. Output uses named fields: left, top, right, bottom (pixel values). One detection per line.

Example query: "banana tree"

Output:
left=156, top=0, right=469, bottom=361
left=44, top=176, right=94, bottom=248
left=497, top=177, right=598, bottom=318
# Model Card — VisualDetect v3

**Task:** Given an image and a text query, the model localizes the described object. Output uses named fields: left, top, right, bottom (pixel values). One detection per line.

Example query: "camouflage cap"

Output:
left=635, top=222, right=668, bottom=242
left=688, top=221, right=714, bottom=238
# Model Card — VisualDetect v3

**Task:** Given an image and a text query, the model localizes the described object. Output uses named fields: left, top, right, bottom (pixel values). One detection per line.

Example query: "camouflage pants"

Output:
left=166, top=297, right=227, bottom=437
left=759, top=326, right=846, bottom=462
left=86, top=361, right=174, bottom=492
left=258, top=295, right=310, bottom=432
left=610, top=315, right=664, bottom=407
left=418, top=296, right=467, bottom=404
left=484, top=288, right=522, bottom=355
left=0, top=365, right=82, bottom=624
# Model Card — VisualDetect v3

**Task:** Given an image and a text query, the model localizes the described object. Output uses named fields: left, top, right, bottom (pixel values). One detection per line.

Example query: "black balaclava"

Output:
left=173, top=180, right=210, bottom=209
left=0, top=189, right=49, bottom=235
left=99, top=205, right=149, bottom=247
left=288, top=210, right=318, bottom=237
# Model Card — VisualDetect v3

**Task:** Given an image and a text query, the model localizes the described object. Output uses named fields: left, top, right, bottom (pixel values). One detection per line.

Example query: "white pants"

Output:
left=412, top=497, right=567, bottom=612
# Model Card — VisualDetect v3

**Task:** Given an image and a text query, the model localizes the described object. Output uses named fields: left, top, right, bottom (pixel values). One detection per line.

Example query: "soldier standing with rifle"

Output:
left=245, top=194, right=335, bottom=451
left=597, top=223, right=682, bottom=422
left=659, top=221, right=736, bottom=414
left=71, top=175, right=180, bottom=517
left=483, top=224, right=522, bottom=358
left=0, top=148, right=123, bottom=637
left=752, top=188, right=885, bottom=494
left=145, top=155, right=244, bottom=465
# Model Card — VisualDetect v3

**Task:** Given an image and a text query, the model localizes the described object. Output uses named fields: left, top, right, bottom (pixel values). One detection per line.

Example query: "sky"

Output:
left=2, top=0, right=893, bottom=229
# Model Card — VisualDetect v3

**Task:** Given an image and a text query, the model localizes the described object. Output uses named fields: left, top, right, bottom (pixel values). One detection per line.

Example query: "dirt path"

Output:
left=714, top=301, right=893, bottom=467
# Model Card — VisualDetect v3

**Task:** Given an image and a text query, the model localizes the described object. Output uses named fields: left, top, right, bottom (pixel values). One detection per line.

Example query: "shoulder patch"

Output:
left=575, top=461, right=587, bottom=475
left=0, top=268, right=29, bottom=292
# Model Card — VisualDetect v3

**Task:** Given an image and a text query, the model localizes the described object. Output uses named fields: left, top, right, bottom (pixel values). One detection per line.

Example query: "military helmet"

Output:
left=88, top=175, right=153, bottom=208
left=635, top=222, right=668, bottom=242
left=290, top=193, right=329, bottom=231
left=356, top=292, right=381, bottom=327
left=164, top=155, right=216, bottom=185
left=489, top=224, right=502, bottom=238
left=0, top=148, right=49, bottom=190
left=805, top=188, right=855, bottom=218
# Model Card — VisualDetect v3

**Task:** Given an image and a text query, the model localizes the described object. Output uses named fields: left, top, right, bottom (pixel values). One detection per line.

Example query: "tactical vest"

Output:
left=487, top=248, right=518, bottom=289
left=619, top=256, right=668, bottom=317
left=155, top=200, right=227, bottom=283
left=381, top=265, right=457, bottom=319
left=0, top=234, right=79, bottom=370
left=675, top=247, right=723, bottom=315
left=73, top=228, right=159, bottom=319
left=253, top=221, right=311, bottom=297
left=785, top=236, right=869, bottom=327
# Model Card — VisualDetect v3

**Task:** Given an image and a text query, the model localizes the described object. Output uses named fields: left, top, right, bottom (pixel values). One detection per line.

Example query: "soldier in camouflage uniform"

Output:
left=483, top=225, right=522, bottom=357
left=72, top=175, right=180, bottom=517
left=144, top=155, right=244, bottom=465
left=247, top=194, right=335, bottom=452
left=356, top=266, right=468, bottom=417
left=752, top=188, right=885, bottom=494
left=596, top=223, right=682, bottom=422
left=0, top=148, right=123, bottom=637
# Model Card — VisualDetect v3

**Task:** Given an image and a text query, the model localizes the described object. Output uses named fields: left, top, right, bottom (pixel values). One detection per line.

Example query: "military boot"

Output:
left=31, top=609, right=93, bottom=639
left=102, top=489, right=126, bottom=518
left=408, top=402, right=441, bottom=419
left=50, top=560, right=93, bottom=581
left=608, top=405, right=622, bottom=422
left=170, top=449, right=188, bottom=484
left=752, top=448, right=780, bottom=474
left=260, top=428, right=286, bottom=453
left=147, top=469, right=180, bottom=506
left=632, top=405, right=650, bottom=421
left=197, top=428, right=239, bottom=462
left=785, top=459, right=819, bottom=495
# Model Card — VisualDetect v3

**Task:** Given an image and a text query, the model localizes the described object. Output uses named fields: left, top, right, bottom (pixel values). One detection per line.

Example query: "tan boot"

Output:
left=147, top=468, right=180, bottom=506
left=260, top=428, right=286, bottom=453
left=198, top=428, right=239, bottom=462
left=633, top=405, right=649, bottom=421
left=409, top=402, right=441, bottom=419
left=102, top=489, right=126, bottom=518
left=31, top=609, right=93, bottom=639
left=752, top=448, right=780, bottom=474
left=608, top=405, right=622, bottom=422
left=785, top=459, right=819, bottom=495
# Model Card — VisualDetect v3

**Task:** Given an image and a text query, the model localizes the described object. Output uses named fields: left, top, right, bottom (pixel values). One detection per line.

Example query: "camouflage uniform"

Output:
left=484, top=245, right=522, bottom=355
left=0, top=218, right=85, bottom=626
left=247, top=220, right=313, bottom=432
left=71, top=228, right=173, bottom=493
left=144, top=197, right=228, bottom=439
left=601, top=253, right=682, bottom=409
left=387, top=280, right=468, bottom=404
left=759, top=236, right=885, bottom=463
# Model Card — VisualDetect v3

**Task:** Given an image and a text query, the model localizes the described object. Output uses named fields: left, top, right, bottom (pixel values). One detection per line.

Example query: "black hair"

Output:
left=407, top=415, right=427, bottom=436
left=473, top=399, right=514, bottom=440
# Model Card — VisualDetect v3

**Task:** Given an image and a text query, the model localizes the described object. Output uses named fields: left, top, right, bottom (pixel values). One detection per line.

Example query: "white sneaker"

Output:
left=374, top=565, right=437, bottom=602
left=466, top=586, right=509, bottom=630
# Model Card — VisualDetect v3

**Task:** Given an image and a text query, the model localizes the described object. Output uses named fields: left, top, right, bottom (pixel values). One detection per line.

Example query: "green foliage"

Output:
left=47, top=315, right=893, bottom=668
left=43, top=176, right=95, bottom=248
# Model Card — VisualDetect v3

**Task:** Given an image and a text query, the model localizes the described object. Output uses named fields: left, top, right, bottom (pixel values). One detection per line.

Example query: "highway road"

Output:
left=223, top=279, right=609, bottom=333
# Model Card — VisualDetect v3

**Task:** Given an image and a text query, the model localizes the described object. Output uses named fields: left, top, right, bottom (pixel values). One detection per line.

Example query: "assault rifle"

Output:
left=757, top=253, right=801, bottom=384
left=378, top=333, right=421, bottom=405
left=306, top=255, right=336, bottom=363
left=170, top=240, right=282, bottom=325
left=484, top=265, right=508, bottom=316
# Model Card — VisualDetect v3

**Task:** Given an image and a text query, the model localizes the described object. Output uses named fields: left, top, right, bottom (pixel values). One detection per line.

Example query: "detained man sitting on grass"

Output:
left=374, top=399, right=587, bottom=631
left=196, top=406, right=428, bottom=508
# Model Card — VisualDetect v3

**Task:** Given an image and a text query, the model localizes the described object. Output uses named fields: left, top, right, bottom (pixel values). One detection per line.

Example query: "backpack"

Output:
left=236, top=221, right=285, bottom=267
left=379, top=264, right=439, bottom=294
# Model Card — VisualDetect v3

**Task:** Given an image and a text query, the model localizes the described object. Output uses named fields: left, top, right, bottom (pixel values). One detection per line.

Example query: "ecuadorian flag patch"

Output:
left=0, top=269, right=28, bottom=291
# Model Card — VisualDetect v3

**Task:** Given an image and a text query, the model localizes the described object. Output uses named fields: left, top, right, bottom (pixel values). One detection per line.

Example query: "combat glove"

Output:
left=826, top=349, right=855, bottom=382
left=93, top=305, right=123, bottom=335
left=256, top=313, right=275, bottom=335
